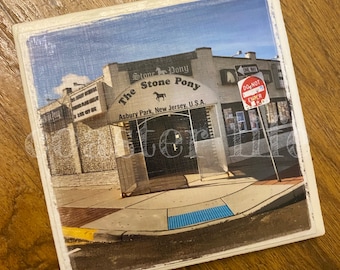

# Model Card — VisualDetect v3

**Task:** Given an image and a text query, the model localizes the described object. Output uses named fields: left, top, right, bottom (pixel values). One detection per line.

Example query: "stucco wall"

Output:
left=75, top=120, right=117, bottom=173
left=45, top=117, right=118, bottom=179
left=46, top=125, right=79, bottom=175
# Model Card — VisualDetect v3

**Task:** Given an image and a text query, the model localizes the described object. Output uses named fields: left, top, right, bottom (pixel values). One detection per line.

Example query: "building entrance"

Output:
left=109, top=75, right=229, bottom=197
left=129, top=108, right=211, bottom=179
left=140, top=113, right=198, bottom=179
left=127, top=108, right=211, bottom=192
left=115, top=106, right=228, bottom=197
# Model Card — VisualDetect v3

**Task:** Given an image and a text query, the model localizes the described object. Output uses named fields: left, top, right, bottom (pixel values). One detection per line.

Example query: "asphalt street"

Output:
left=68, top=199, right=309, bottom=270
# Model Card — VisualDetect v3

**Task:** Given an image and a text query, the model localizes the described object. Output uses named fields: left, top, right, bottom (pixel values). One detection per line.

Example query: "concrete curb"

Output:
left=63, top=182, right=306, bottom=243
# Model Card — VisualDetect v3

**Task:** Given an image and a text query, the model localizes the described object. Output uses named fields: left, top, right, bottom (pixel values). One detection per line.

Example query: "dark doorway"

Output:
left=140, top=113, right=198, bottom=179
left=128, top=108, right=210, bottom=194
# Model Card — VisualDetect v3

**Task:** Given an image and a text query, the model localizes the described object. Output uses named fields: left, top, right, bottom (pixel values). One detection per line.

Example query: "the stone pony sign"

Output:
left=107, top=75, right=218, bottom=123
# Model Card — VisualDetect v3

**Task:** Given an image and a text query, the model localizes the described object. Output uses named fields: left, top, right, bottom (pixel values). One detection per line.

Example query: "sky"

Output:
left=27, top=0, right=278, bottom=107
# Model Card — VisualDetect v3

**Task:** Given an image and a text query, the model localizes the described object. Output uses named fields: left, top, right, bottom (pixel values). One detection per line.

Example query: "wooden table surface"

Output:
left=0, top=0, right=339, bottom=269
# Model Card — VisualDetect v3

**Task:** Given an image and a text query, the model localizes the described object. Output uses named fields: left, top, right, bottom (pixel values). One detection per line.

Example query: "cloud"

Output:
left=53, top=73, right=90, bottom=96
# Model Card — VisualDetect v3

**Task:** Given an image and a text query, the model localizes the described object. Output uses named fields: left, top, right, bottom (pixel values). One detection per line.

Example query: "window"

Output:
left=271, top=63, right=285, bottom=89
left=248, top=109, right=259, bottom=130
left=261, top=70, right=272, bottom=83
left=236, top=111, right=247, bottom=132
left=220, top=69, right=237, bottom=85
left=266, top=102, right=278, bottom=126
left=84, top=87, right=97, bottom=96
left=76, top=93, right=84, bottom=100
left=277, top=101, right=291, bottom=124
left=223, top=108, right=236, bottom=134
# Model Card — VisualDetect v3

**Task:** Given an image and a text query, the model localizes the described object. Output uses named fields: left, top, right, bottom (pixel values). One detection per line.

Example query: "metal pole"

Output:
left=256, top=106, right=281, bottom=182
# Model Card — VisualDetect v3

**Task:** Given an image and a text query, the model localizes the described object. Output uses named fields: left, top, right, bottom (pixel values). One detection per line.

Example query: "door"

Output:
left=138, top=113, right=198, bottom=179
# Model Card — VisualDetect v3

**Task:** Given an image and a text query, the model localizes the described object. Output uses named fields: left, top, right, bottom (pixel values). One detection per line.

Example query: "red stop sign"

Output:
left=238, top=72, right=270, bottom=110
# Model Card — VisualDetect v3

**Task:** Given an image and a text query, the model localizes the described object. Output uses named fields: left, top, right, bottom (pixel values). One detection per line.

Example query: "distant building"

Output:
left=41, top=48, right=292, bottom=196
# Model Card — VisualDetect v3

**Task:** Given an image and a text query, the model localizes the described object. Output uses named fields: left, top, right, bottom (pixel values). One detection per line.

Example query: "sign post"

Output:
left=237, top=72, right=281, bottom=182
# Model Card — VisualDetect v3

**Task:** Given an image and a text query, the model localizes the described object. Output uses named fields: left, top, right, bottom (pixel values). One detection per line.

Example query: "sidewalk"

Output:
left=55, top=150, right=305, bottom=242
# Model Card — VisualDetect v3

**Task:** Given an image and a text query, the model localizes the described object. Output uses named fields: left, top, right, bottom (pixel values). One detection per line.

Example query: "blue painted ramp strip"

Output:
left=168, top=205, right=234, bottom=230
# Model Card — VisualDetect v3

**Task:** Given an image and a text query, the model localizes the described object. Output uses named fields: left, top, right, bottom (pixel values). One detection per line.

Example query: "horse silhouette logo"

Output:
left=153, top=92, right=166, bottom=101
left=155, top=67, right=167, bottom=75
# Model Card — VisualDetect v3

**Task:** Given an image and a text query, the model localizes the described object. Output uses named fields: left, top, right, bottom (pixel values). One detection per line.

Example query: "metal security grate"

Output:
left=168, top=205, right=234, bottom=230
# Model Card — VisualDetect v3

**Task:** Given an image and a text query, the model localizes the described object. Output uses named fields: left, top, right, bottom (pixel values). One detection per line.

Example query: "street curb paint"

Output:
left=62, top=227, right=97, bottom=241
